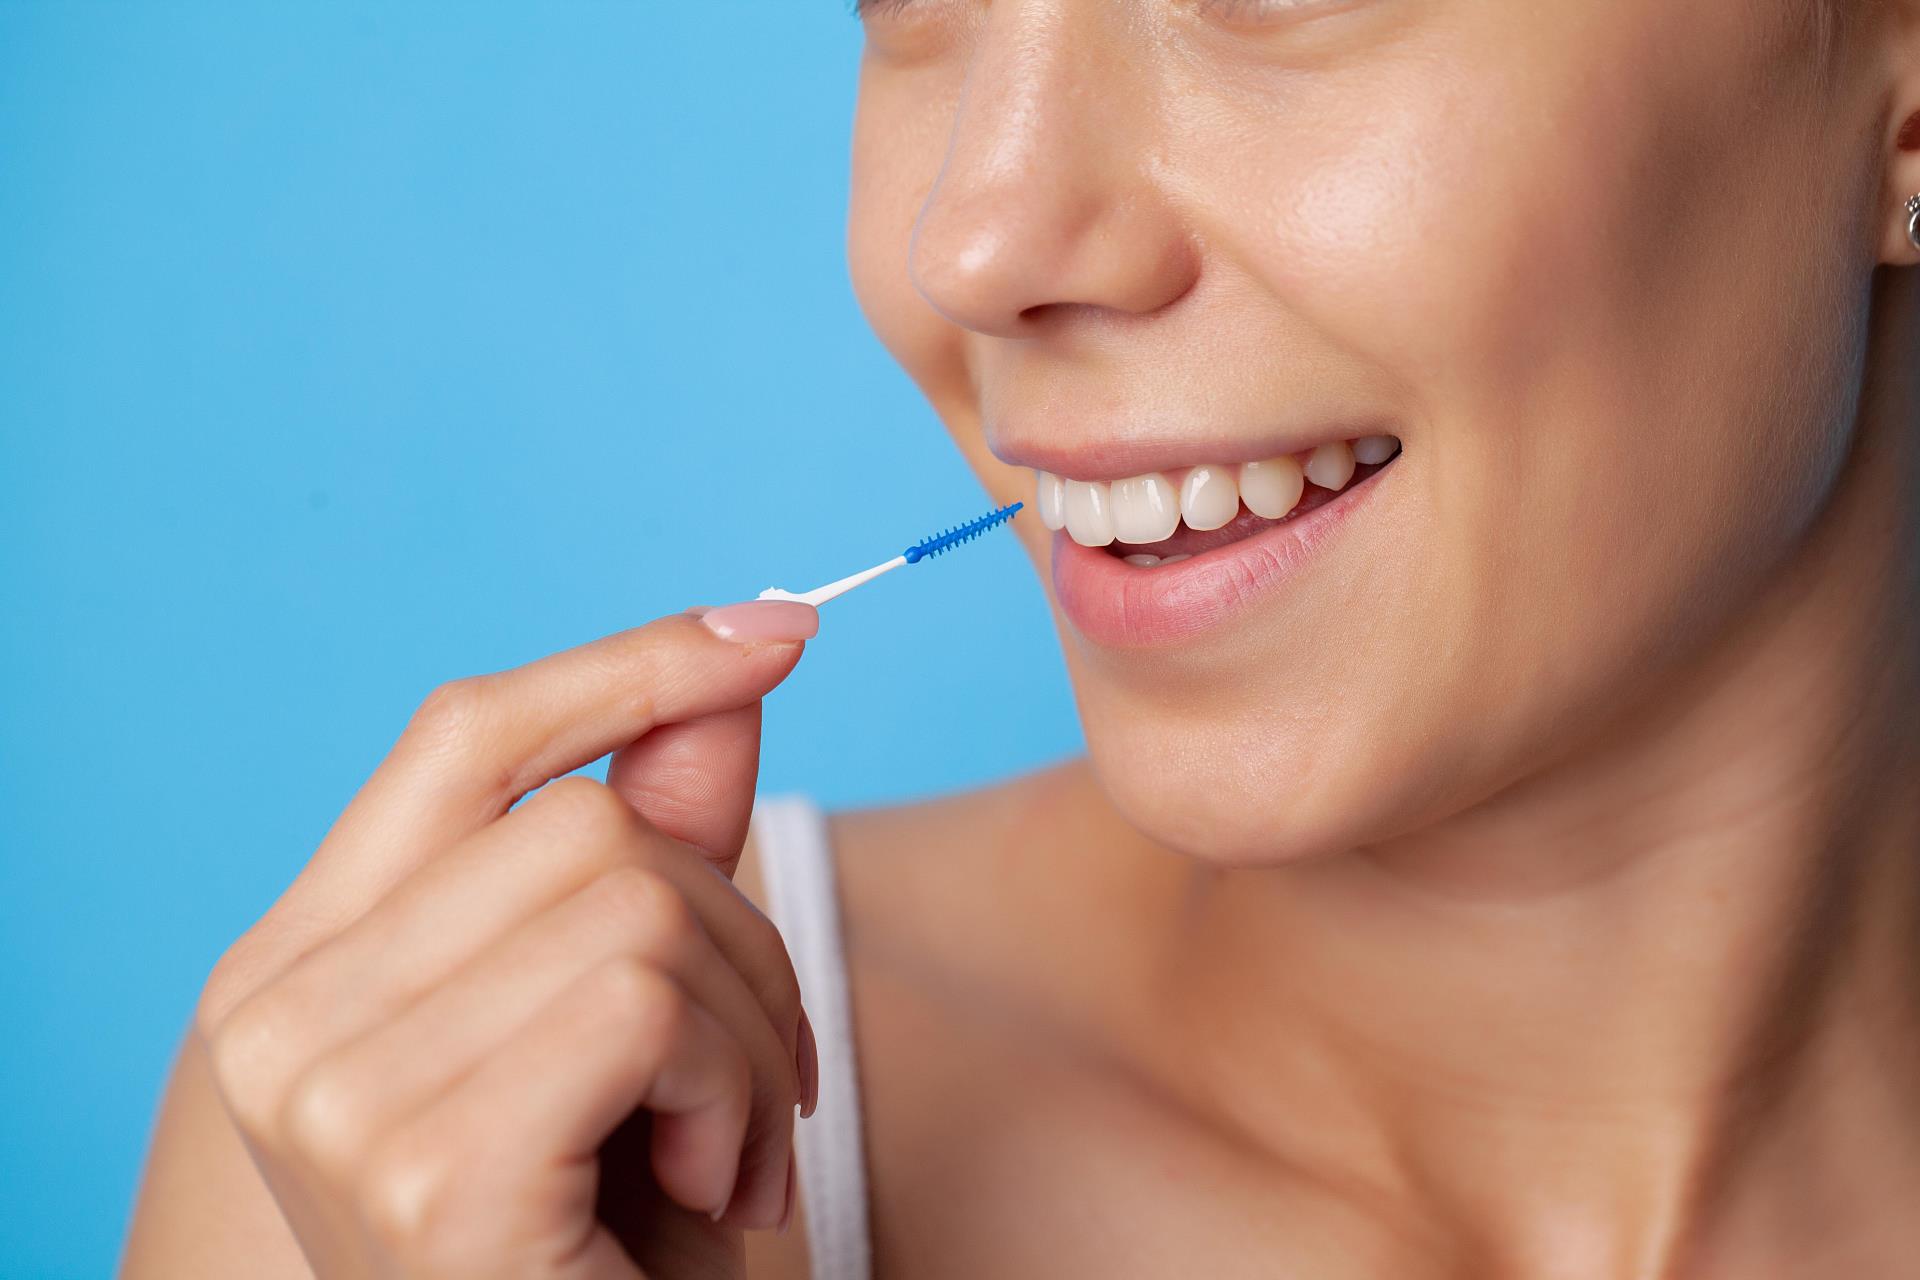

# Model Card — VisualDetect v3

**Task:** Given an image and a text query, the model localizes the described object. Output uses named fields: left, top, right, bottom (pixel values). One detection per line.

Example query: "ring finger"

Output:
left=283, top=863, right=800, bottom=1224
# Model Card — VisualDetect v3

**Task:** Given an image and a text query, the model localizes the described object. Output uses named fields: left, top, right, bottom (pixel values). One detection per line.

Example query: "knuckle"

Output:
left=283, top=1061, right=377, bottom=1179
left=360, top=1135, right=455, bottom=1260
left=594, top=955, right=683, bottom=1041
left=741, top=901, right=790, bottom=963
left=194, top=959, right=248, bottom=1046
left=195, top=927, right=277, bottom=1039
left=591, top=865, right=695, bottom=949
left=204, top=997, right=297, bottom=1136
left=537, top=775, right=637, bottom=833
left=403, top=677, right=494, bottom=755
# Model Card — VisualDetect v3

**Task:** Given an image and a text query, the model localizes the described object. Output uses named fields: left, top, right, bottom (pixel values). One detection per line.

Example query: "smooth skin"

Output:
left=125, top=608, right=824, bottom=1278
left=129, top=0, right=1920, bottom=1276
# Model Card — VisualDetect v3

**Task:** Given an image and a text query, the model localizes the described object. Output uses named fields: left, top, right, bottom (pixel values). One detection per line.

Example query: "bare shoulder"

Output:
left=734, top=760, right=1094, bottom=1279
left=731, top=773, right=1038, bottom=1280
left=829, top=756, right=1098, bottom=948
left=733, top=759, right=1121, bottom=1280
left=738, top=758, right=1092, bottom=965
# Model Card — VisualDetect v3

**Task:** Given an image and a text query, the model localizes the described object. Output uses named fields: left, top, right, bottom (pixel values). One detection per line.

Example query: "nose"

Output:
left=906, top=4, right=1200, bottom=339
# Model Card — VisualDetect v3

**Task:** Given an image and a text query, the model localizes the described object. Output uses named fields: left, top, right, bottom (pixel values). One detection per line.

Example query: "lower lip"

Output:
left=1048, top=458, right=1395, bottom=649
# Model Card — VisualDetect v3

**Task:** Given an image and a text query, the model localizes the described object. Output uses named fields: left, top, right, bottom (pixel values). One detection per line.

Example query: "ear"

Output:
left=1883, top=104, right=1920, bottom=265
left=1882, top=3, right=1920, bottom=265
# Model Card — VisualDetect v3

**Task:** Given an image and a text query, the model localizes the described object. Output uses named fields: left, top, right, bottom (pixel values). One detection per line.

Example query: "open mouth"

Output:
left=1031, top=433, right=1402, bottom=566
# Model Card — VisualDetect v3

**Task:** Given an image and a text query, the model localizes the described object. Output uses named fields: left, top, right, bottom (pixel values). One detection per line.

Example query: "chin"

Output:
left=1076, top=703, right=1406, bottom=869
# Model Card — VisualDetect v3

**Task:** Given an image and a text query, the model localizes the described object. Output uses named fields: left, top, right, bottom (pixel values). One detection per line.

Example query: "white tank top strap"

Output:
left=748, top=792, right=873, bottom=1280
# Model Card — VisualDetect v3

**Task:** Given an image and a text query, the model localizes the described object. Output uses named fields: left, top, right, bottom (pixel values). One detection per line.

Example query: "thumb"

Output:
left=604, top=700, right=765, bottom=877
left=602, top=599, right=813, bottom=876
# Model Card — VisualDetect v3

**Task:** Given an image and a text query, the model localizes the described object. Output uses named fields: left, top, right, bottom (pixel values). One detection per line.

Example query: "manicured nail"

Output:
left=777, top=1153, right=796, bottom=1234
left=796, top=1005, right=819, bottom=1119
left=698, top=600, right=819, bottom=643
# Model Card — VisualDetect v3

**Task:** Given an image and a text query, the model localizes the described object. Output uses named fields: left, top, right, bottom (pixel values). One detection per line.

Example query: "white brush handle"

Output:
left=757, top=554, right=909, bottom=608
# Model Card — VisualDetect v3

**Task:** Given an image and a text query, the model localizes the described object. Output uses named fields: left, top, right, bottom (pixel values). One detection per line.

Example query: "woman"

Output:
left=124, top=1, right=1920, bottom=1276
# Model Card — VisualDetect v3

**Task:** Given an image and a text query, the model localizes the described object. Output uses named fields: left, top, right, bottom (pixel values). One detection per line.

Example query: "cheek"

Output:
left=1190, top=21, right=1656, bottom=407
left=1089, top=11, right=1869, bottom=854
left=842, top=6, right=1870, bottom=861
left=1194, top=6, right=1856, bottom=618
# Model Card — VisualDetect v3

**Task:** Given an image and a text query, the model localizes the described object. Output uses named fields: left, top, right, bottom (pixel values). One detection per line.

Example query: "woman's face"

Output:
left=845, top=0, right=1890, bottom=863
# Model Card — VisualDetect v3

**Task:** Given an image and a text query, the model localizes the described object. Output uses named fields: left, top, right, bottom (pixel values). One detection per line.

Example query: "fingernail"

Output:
left=708, top=1157, right=736, bottom=1223
left=777, top=1153, right=796, bottom=1235
left=796, top=1005, right=819, bottom=1120
left=698, top=600, right=819, bottom=643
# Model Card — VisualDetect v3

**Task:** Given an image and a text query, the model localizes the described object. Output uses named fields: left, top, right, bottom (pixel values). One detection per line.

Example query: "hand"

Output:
left=194, top=601, right=824, bottom=1279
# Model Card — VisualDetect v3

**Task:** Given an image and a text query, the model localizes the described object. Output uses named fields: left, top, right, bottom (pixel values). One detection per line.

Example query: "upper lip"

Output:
left=986, top=415, right=1398, bottom=482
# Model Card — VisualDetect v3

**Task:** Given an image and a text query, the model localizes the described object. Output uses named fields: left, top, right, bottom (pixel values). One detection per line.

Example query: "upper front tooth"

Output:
left=1063, top=479, right=1116, bottom=546
left=1179, top=464, right=1240, bottom=531
left=1238, top=456, right=1304, bottom=519
left=1040, top=437, right=1371, bottom=542
left=1351, top=434, right=1399, bottom=465
left=1305, top=440, right=1355, bottom=490
left=1110, top=473, right=1181, bottom=544
left=1035, top=470, right=1066, bottom=530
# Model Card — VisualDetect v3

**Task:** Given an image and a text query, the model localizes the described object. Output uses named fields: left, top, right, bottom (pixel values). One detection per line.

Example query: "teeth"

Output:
left=1063, top=479, right=1116, bottom=546
left=1352, top=434, right=1399, bottom=465
left=1110, top=473, right=1181, bottom=544
left=1161, top=553, right=1191, bottom=563
left=1304, top=439, right=1355, bottom=490
left=1238, top=456, right=1305, bottom=519
left=1122, top=553, right=1162, bottom=566
left=1179, top=464, right=1239, bottom=532
left=1035, top=471, right=1067, bottom=530
left=1038, top=433, right=1395, bottom=549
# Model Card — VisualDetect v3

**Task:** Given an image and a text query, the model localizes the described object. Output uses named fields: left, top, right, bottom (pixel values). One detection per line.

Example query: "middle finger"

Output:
left=284, top=861, right=801, bottom=1224
left=236, top=779, right=803, bottom=1093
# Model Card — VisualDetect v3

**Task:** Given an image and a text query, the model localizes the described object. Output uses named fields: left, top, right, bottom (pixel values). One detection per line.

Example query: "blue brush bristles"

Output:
left=757, top=499, right=1025, bottom=606
left=903, top=501, right=1023, bottom=564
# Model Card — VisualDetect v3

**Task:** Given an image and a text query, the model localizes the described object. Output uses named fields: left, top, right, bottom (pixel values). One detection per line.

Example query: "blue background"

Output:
left=0, top=5, right=1079, bottom=1273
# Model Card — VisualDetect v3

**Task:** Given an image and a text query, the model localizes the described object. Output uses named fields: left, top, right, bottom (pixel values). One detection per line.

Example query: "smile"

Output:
left=1024, top=432, right=1403, bottom=648
left=1032, top=434, right=1400, bottom=560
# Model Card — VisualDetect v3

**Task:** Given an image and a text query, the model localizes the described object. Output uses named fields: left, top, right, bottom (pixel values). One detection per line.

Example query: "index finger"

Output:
left=301, top=602, right=818, bottom=914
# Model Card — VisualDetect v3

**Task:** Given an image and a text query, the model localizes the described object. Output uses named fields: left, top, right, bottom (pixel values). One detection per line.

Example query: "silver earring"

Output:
left=1908, top=194, right=1920, bottom=252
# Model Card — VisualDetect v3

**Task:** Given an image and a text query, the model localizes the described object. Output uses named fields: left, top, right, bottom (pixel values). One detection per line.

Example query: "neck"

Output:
left=1125, top=268, right=1920, bottom=1277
